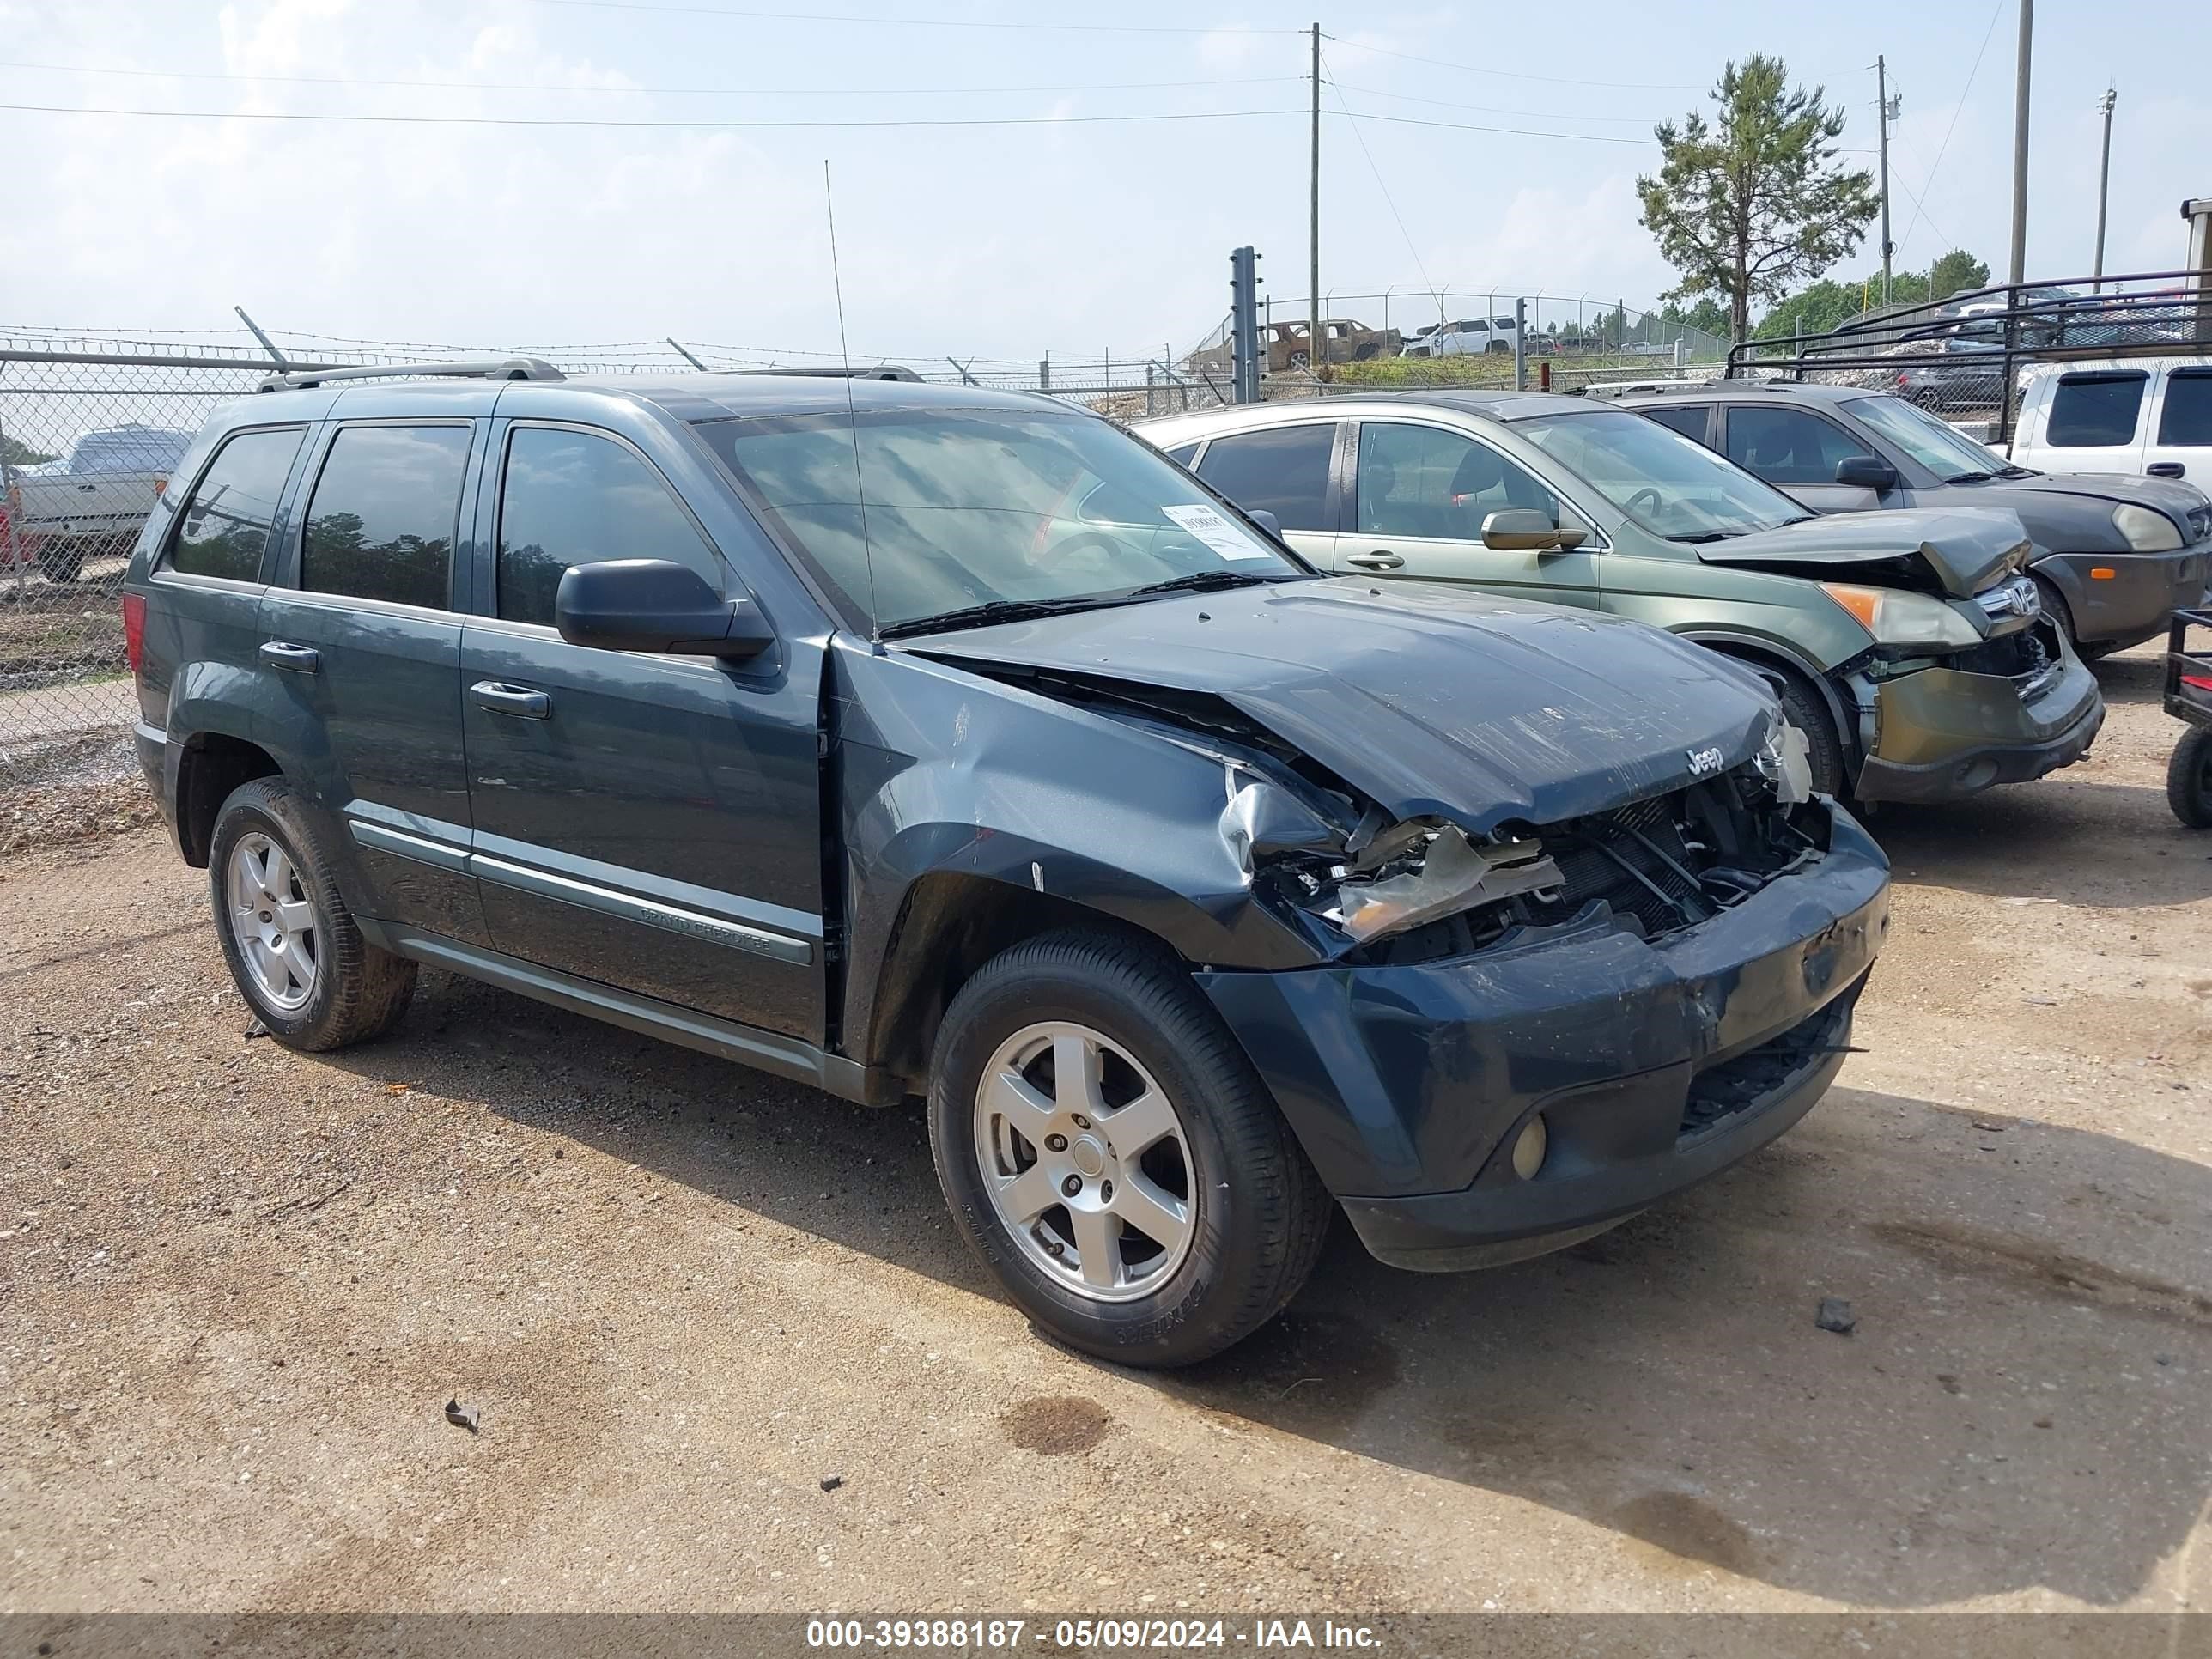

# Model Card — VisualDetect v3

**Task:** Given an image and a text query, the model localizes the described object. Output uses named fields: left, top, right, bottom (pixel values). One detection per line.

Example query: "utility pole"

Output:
left=1875, top=57, right=1897, bottom=307
left=2008, top=0, right=2033, bottom=287
left=2092, top=87, right=2117, bottom=292
left=1309, top=21, right=1322, bottom=381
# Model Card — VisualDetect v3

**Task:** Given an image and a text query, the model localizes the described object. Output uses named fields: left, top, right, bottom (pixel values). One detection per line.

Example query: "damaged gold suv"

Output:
left=1145, top=393, right=2106, bottom=804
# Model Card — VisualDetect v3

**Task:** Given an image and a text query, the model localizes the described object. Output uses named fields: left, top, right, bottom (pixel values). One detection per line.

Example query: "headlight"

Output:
left=1819, top=582, right=1984, bottom=649
left=2113, top=503, right=2184, bottom=552
left=1757, top=719, right=1815, bottom=805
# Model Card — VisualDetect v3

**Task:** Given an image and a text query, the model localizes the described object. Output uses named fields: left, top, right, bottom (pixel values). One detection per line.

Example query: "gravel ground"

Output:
left=3, top=642, right=2208, bottom=1620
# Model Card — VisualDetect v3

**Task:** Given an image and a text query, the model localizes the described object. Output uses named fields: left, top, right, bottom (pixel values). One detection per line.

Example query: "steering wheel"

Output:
left=1624, top=486, right=1662, bottom=515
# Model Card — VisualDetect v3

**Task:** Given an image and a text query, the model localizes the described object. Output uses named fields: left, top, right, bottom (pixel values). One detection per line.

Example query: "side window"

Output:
left=1356, top=422, right=1563, bottom=539
left=300, top=425, right=471, bottom=609
left=1193, top=424, right=1335, bottom=532
left=1639, top=405, right=1711, bottom=446
left=2156, top=372, right=2212, bottom=447
left=497, top=427, right=723, bottom=627
left=2047, top=374, right=2147, bottom=447
left=1723, top=407, right=1869, bottom=485
left=1163, top=441, right=1200, bottom=467
left=167, top=427, right=307, bottom=582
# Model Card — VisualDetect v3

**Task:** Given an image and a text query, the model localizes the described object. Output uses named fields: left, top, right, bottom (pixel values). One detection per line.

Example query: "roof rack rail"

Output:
left=732, top=364, right=923, bottom=382
left=257, top=356, right=565, bottom=393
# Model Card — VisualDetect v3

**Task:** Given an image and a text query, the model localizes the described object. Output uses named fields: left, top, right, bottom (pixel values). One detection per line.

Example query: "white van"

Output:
left=2010, top=359, right=2212, bottom=482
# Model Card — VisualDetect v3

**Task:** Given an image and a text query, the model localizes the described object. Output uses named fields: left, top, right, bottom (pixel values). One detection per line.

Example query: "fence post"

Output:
left=1038, top=357, right=1050, bottom=392
left=1513, top=296, right=1527, bottom=391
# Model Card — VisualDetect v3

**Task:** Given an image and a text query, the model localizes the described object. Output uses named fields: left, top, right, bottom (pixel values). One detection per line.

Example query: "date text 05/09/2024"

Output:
left=805, top=1617, right=1383, bottom=1651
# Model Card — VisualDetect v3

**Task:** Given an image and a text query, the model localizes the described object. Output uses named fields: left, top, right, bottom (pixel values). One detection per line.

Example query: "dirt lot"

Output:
left=3, top=643, right=2208, bottom=1622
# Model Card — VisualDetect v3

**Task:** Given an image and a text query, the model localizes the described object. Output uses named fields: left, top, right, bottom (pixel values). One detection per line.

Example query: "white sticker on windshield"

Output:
left=1162, top=502, right=1273, bottom=561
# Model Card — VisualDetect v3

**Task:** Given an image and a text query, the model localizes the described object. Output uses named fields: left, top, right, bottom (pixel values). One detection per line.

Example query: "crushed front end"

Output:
left=1198, top=745, right=1889, bottom=1272
left=1845, top=573, right=2104, bottom=804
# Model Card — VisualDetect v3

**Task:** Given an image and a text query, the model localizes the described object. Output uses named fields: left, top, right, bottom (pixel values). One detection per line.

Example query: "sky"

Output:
left=1, top=0, right=2206, bottom=367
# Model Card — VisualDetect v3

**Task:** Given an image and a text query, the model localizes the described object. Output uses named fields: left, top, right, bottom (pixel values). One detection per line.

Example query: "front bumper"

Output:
left=1853, top=642, right=2105, bottom=804
left=1196, top=810, right=1890, bottom=1271
left=2034, top=543, right=2211, bottom=651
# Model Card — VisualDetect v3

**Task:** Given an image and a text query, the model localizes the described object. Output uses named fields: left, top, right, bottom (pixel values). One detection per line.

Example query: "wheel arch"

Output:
left=173, top=728, right=283, bottom=867
left=1679, top=629, right=1855, bottom=757
left=860, top=869, right=1189, bottom=1094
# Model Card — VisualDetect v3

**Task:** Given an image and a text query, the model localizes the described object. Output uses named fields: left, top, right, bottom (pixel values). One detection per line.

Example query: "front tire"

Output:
left=928, top=932, right=1331, bottom=1368
left=2170, top=726, right=2212, bottom=829
left=209, top=777, right=417, bottom=1051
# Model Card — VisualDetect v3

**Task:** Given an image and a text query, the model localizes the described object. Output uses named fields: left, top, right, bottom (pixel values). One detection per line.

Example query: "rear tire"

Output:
left=2170, top=726, right=2212, bottom=830
left=928, top=931, right=1331, bottom=1368
left=208, top=777, right=417, bottom=1051
left=37, top=544, right=82, bottom=585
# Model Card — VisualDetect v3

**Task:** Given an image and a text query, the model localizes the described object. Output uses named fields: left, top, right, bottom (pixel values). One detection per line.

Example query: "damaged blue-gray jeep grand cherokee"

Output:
left=122, top=362, right=1890, bottom=1366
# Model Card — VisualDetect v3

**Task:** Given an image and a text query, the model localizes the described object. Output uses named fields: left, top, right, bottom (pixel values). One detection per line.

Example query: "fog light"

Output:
left=1510, top=1115, right=1548, bottom=1181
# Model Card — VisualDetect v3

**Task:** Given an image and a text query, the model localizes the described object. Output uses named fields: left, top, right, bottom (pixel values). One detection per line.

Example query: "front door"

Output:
left=2144, top=367, right=2212, bottom=483
left=258, top=417, right=487, bottom=945
left=1342, top=419, right=1605, bottom=607
left=458, top=421, right=826, bottom=1043
left=1720, top=404, right=1887, bottom=514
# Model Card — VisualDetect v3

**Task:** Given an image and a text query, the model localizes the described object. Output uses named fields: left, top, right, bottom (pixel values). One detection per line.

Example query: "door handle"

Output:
left=2148, top=461, right=2186, bottom=479
left=258, top=641, right=320, bottom=674
left=471, top=680, right=551, bottom=720
left=1345, top=550, right=1405, bottom=570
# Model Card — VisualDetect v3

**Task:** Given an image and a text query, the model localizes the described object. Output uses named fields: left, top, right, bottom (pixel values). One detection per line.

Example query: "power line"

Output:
left=1326, top=80, right=1664, bottom=126
left=1886, top=135, right=1958, bottom=253
left=0, top=100, right=1666, bottom=144
left=0, top=58, right=1302, bottom=100
left=1328, top=108, right=1656, bottom=146
left=1321, top=34, right=1705, bottom=92
left=0, top=100, right=1307, bottom=131
left=526, top=0, right=1297, bottom=33
left=1899, top=0, right=2006, bottom=254
left=1319, top=51, right=1442, bottom=320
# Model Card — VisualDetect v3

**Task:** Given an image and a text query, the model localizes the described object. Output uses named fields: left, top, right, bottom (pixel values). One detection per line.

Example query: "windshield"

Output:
left=696, top=407, right=1303, bottom=633
left=1843, top=394, right=2017, bottom=479
left=1512, top=409, right=1808, bottom=539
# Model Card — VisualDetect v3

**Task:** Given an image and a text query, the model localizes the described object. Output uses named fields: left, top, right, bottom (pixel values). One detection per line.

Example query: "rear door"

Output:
left=2035, top=369, right=2151, bottom=475
left=258, top=413, right=489, bottom=944
left=458, top=417, right=825, bottom=1043
left=2144, top=367, right=2212, bottom=483
left=1344, top=418, right=1606, bottom=606
left=1720, top=404, right=1887, bottom=513
left=1191, top=421, right=1341, bottom=571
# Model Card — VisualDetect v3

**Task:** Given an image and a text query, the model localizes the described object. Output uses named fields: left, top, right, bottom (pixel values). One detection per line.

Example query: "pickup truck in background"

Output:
left=2, top=423, right=192, bottom=583
left=2008, top=360, right=2212, bottom=485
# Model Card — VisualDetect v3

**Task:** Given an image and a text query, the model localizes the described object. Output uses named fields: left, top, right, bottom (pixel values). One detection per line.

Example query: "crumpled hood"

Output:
left=908, top=578, right=1777, bottom=835
left=1694, top=507, right=2029, bottom=597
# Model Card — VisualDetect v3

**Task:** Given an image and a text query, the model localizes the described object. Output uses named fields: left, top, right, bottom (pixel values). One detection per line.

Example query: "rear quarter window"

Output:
left=165, top=427, right=307, bottom=582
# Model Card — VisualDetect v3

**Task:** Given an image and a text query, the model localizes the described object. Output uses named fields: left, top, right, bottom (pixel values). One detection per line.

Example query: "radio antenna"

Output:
left=823, top=159, right=882, bottom=644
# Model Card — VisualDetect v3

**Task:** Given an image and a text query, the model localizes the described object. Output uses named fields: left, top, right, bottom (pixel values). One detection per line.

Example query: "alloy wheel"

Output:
left=972, top=1020, right=1197, bottom=1304
left=227, top=832, right=320, bottom=1012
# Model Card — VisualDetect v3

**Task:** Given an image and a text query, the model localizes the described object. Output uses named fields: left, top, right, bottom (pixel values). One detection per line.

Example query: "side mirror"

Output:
left=1480, top=508, right=1588, bottom=551
left=1244, top=507, right=1283, bottom=541
left=554, top=559, right=774, bottom=659
left=1835, top=455, right=1899, bottom=490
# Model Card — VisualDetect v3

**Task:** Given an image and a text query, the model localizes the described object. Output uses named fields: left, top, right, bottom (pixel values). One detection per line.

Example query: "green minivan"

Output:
left=1140, top=392, right=2104, bottom=805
